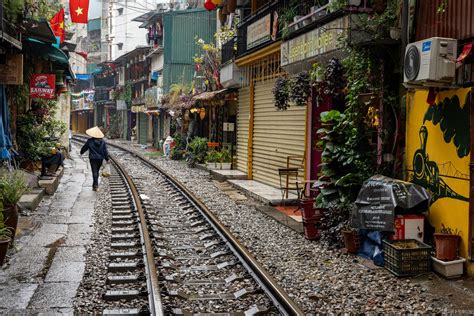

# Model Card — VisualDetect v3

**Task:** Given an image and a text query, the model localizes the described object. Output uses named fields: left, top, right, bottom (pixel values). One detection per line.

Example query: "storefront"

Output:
left=71, top=109, right=94, bottom=134
left=234, top=48, right=307, bottom=188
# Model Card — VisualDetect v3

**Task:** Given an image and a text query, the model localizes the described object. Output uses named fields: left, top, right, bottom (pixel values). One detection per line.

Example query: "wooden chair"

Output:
left=278, top=154, right=305, bottom=201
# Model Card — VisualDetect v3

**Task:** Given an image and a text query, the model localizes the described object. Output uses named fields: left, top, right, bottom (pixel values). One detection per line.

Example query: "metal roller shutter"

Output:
left=236, top=87, right=250, bottom=174
left=138, top=113, right=148, bottom=145
left=252, top=80, right=306, bottom=188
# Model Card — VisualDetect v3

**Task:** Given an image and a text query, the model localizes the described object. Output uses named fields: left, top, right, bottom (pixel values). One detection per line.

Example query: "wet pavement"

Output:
left=0, top=144, right=96, bottom=314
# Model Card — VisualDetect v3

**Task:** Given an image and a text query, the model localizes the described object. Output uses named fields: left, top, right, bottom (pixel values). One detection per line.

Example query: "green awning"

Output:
left=23, top=38, right=75, bottom=80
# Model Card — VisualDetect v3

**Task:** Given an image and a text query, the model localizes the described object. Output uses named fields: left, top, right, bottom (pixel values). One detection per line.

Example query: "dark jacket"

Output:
left=80, top=138, right=109, bottom=161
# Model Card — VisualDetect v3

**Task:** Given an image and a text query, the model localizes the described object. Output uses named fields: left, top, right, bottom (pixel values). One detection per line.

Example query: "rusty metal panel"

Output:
left=416, top=0, right=474, bottom=41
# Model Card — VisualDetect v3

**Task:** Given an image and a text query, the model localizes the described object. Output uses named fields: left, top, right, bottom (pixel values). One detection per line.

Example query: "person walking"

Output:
left=80, top=126, right=109, bottom=191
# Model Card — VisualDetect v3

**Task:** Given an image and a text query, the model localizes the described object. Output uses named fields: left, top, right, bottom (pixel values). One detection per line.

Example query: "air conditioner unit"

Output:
left=404, top=37, right=457, bottom=87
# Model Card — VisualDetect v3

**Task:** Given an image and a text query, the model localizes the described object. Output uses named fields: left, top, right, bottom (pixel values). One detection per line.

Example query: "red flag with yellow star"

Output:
left=70, top=0, right=89, bottom=24
left=50, top=8, right=65, bottom=43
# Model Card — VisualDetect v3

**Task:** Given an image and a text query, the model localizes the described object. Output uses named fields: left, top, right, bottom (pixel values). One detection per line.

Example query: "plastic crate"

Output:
left=383, top=239, right=431, bottom=276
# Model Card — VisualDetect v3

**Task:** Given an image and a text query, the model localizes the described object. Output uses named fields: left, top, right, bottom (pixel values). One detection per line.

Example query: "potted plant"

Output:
left=219, top=148, right=232, bottom=170
left=0, top=204, right=12, bottom=266
left=205, top=150, right=219, bottom=170
left=431, top=256, right=466, bottom=279
left=434, top=224, right=461, bottom=261
left=0, top=171, right=28, bottom=246
left=341, top=225, right=360, bottom=254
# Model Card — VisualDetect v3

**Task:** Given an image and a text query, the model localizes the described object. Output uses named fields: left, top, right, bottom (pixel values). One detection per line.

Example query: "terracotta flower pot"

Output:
left=434, top=233, right=460, bottom=261
left=3, top=205, right=18, bottom=246
left=342, top=230, right=360, bottom=254
left=0, top=238, right=10, bottom=266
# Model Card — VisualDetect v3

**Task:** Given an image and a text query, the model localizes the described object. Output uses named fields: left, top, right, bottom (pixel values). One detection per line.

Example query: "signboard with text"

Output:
left=247, top=14, right=272, bottom=50
left=0, top=54, right=23, bottom=85
left=131, top=105, right=146, bottom=113
left=30, top=74, right=56, bottom=99
left=281, top=16, right=349, bottom=67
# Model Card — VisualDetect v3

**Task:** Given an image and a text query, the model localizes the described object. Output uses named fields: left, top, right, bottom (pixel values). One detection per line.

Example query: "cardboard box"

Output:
left=391, top=215, right=425, bottom=242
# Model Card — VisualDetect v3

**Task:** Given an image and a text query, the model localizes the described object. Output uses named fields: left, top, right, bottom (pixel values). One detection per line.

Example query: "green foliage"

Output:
left=119, top=81, right=132, bottom=103
left=170, top=147, right=185, bottom=160
left=273, top=77, right=292, bottom=111
left=218, top=148, right=232, bottom=163
left=278, top=0, right=298, bottom=39
left=355, top=0, right=401, bottom=38
left=3, top=0, right=25, bottom=23
left=290, top=71, right=311, bottom=106
left=205, top=150, right=219, bottom=163
left=17, top=100, right=67, bottom=162
left=0, top=204, right=13, bottom=241
left=108, top=114, right=123, bottom=139
left=187, top=137, right=208, bottom=164
left=0, top=171, right=28, bottom=207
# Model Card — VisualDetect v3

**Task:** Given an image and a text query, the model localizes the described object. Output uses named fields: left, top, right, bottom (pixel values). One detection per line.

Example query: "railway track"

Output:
left=73, top=135, right=304, bottom=315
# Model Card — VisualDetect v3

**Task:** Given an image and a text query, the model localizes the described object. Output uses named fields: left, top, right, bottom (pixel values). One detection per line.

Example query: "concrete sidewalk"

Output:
left=0, top=144, right=96, bottom=314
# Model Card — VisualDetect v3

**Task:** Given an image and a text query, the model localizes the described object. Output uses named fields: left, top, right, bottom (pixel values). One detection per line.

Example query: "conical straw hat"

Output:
left=86, top=126, right=104, bottom=139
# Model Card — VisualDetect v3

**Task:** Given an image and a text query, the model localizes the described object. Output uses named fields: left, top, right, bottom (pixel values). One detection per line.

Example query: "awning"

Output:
left=23, top=38, right=75, bottom=79
left=76, top=74, right=91, bottom=81
left=145, top=110, right=160, bottom=116
left=23, top=19, right=56, bottom=44
left=192, top=89, right=228, bottom=101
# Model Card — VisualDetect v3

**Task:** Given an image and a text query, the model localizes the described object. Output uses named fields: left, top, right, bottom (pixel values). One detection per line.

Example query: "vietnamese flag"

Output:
left=50, top=8, right=65, bottom=43
left=70, top=0, right=89, bottom=24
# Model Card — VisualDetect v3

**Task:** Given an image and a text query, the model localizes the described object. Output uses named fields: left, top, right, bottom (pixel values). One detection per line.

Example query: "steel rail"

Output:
left=73, top=135, right=304, bottom=315
left=72, top=138, right=164, bottom=316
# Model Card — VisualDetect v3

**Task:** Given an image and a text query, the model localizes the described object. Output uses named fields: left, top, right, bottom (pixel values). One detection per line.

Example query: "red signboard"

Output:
left=30, top=74, right=56, bottom=99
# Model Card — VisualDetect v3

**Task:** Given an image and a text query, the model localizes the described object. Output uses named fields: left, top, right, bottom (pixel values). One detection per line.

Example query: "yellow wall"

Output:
left=406, top=89, right=471, bottom=259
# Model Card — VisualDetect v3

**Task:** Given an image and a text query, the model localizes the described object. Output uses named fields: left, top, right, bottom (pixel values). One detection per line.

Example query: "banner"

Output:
left=30, top=74, right=56, bottom=99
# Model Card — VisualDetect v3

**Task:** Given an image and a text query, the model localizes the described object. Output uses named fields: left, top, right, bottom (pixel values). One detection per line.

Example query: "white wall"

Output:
left=110, top=0, right=157, bottom=61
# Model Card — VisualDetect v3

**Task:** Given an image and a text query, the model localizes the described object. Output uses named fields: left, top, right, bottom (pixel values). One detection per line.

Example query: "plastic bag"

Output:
left=101, top=162, right=111, bottom=177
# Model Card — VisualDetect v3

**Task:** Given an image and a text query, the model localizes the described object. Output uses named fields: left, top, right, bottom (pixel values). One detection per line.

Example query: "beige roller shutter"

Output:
left=252, top=80, right=306, bottom=188
left=236, top=86, right=250, bottom=174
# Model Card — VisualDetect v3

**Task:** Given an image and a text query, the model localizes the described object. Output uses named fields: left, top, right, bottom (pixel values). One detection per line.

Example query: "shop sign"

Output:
left=247, top=13, right=271, bottom=50
left=117, top=100, right=127, bottom=110
left=0, top=54, right=23, bottom=85
left=30, top=74, right=56, bottom=99
left=281, top=16, right=349, bottom=67
left=223, top=122, right=235, bottom=132
left=131, top=105, right=146, bottom=113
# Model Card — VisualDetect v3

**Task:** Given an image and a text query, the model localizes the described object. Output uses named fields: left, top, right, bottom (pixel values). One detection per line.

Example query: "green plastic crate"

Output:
left=383, top=239, right=431, bottom=277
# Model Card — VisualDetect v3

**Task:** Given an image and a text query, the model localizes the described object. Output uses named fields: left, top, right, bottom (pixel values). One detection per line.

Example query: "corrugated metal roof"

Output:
left=193, top=89, right=228, bottom=100
left=416, top=0, right=474, bottom=41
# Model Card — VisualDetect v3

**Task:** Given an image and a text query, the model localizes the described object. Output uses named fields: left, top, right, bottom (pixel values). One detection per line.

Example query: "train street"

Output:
left=0, top=139, right=473, bottom=314
left=1, top=0, right=474, bottom=314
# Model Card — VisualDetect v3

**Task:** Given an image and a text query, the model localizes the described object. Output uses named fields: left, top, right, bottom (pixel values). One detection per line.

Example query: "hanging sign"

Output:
left=247, top=13, right=271, bottom=50
left=281, top=16, right=349, bottom=67
left=131, top=105, right=146, bottom=113
left=30, top=74, right=56, bottom=99
left=0, top=54, right=23, bottom=85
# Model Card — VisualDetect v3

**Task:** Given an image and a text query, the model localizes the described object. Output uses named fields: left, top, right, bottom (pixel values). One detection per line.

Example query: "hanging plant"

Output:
left=290, top=71, right=311, bottom=106
left=273, top=77, right=291, bottom=111
left=324, top=58, right=345, bottom=108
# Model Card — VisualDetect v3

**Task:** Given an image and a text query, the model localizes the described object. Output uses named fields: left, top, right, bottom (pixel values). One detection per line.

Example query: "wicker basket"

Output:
left=383, top=239, right=431, bottom=276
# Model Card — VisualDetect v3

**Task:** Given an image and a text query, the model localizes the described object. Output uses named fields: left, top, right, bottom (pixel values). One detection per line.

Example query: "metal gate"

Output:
left=236, top=86, right=250, bottom=174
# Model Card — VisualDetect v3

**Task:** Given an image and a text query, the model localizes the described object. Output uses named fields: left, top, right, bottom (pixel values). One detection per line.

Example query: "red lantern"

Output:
left=204, top=0, right=216, bottom=11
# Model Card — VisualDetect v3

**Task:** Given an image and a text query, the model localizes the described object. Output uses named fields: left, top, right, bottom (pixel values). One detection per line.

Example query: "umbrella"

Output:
left=0, top=85, right=11, bottom=160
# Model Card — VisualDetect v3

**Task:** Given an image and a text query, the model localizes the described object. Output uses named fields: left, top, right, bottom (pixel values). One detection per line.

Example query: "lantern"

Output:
left=204, top=0, right=216, bottom=11
left=199, top=107, right=206, bottom=120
